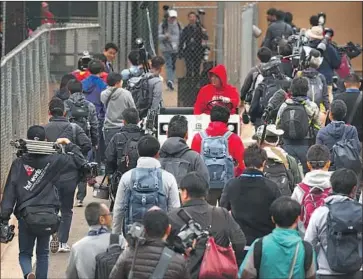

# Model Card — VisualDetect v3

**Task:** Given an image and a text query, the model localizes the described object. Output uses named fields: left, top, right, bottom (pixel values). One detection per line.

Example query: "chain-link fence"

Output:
left=0, top=23, right=100, bottom=191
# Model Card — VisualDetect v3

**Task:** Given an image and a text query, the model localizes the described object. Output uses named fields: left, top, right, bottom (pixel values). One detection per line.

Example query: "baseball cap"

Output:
left=168, top=10, right=178, bottom=18
left=27, top=125, right=46, bottom=141
left=253, top=124, right=284, bottom=141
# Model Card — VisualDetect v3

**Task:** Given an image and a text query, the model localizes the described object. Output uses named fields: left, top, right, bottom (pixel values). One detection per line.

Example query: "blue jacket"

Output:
left=309, top=40, right=341, bottom=85
left=238, top=228, right=316, bottom=279
left=82, top=75, right=107, bottom=119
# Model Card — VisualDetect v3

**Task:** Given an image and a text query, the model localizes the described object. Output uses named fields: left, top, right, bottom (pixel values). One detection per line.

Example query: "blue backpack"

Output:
left=200, top=131, right=234, bottom=189
left=124, top=168, right=167, bottom=232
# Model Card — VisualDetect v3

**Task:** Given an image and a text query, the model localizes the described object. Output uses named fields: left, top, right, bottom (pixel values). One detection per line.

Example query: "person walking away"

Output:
left=179, top=11, right=208, bottom=78
left=93, top=53, right=109, bottom=83
left=193, top=64, right=240, bottom=115
left=262, top=10, right=293, bottom=55
left=0, top=126, right=87, bottom=279
left=159, top=115, right=210, bottom=186
left=110, top=209, right=190, bottom=279
left=66, top=202, right=126, bottom=279
left=104, top=108, right=144, bottom=211
left=220, top=144, right=282, bottom=259
left=158, top=9, right=181, bottom=91
left=120, top=50, right=143, bottom=86
left=54, top=74, right=76, bottom=101
left=238, top=197, right=316, bottom=279
left=168, top=172, right=246, bottom=278
left=305, top=168, right=363, bottom=279
left=276, top=77, right=321, bottom=174
left=101, top=72, right=136, bottom=147
left=253, top=124, right=303, bottom=195
left=291, top=144, right=332, bottom=235
left=112, top=135, right=180, bottom=235
left=191, top=105, right=245, bottom=205
left=103, top=43, right=118, bottom=73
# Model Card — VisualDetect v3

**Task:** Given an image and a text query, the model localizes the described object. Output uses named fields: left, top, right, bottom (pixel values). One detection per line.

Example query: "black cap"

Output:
left=27, top=125, right=46, bottom=141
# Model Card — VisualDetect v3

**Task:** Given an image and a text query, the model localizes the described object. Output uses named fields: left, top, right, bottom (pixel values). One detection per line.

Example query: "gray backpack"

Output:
left=324, top=199, right=363, bottom=273
left=159, top=149, right=191, bottom=187
left=200, top=131, right=234, bottom=189
left=306, top=75, right=324, bottom=107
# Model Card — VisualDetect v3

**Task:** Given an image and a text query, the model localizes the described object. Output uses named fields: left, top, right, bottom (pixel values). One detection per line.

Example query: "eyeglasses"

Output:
left=101, top=212, right=113, bottom=217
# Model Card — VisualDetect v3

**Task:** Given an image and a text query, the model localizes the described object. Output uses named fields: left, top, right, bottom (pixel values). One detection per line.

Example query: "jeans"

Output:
left=18, top=219, right=50, bottom=279
left=163, top=52, right=178, bottom=83
left=282, top=140, right=310, bottom=174
left=96, top=118, right=106, bottom=165
left=58, top=184, right=76, bottom=243
left=103, top=127, right=122, bottom=147
left=76, top=181, right=87, bottom=202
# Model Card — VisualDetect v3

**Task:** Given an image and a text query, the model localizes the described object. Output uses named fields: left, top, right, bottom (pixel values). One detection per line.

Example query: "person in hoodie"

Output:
left=101, top=72, right=136, bottom=147
left=305, top=168, right=362, bottom=279
left=238, top=196, right=316, bottom=279
left=158, top=9, right=181, bottom=91
left=82, top=59, right=107, bottom=166
left=316, top=99, right=361, bottom=170
left=0, top=126, right=87, bottom=279
left=306, top=26, right=341, bottom=100
left=193, top=64, right=240, bottom=115
left=159, top=115, right=210, bottom=186
left=54, top=74, right=76, bottom=101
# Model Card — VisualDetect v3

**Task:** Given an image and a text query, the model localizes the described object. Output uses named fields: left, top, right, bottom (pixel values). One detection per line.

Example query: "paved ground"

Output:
left=1, top=84, right=255, bottom=278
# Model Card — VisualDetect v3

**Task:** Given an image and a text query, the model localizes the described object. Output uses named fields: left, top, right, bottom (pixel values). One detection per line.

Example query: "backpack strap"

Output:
left=109, top=233, right=119, bottom=245
left=302, top=241, right=313, bottom=272
left=223, top=131, right=233, bottom=140
left=253, top=238, right=263, bottom=278
left=105, top=88, right=118, bottom=109
left=70, top=123, right=77, bottom=143
left=270, top=147, right=289, bottom=169
left=200, top=131, right=208, bottom=139
left=149, top=247, right=175, bottom=279
left=347, top=92, right=362, bottom=124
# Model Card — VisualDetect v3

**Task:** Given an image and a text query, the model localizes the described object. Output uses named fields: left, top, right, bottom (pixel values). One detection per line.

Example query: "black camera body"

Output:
left=0, top=223, right=15, bottom=244
left=81, top=162, right=99, bottom=179
left=77, top=51, right=92, bottom=71
left=126, top=222, right=146, bottom=247
left=260, top=58, right=283, bottom=79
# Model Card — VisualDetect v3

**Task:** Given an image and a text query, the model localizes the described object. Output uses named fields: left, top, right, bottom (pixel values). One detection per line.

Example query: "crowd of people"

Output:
left=0, top=6, right=362, bottom=279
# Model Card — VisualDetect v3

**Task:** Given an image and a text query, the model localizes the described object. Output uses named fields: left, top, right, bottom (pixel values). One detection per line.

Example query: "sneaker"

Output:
left=58, top=243, right=71, bottom=253
left=167, top=80, right=174, bottom=91
left=27, top=272, right=36, bottom=279
left=49, top=234, right=59, bottom=254
left=76, top=200, right=83, bottom=207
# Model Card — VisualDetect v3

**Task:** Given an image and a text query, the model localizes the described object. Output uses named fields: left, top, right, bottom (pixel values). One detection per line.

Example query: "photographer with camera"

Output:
left=179, top=11, right=208, bottom=78
left=158, top=7, right=182, bottom=91
left=0, top=125, right=87, bottom=279
left=110, top=209, right=190, bottom=279
left=168, top=172, right=246, bottom=278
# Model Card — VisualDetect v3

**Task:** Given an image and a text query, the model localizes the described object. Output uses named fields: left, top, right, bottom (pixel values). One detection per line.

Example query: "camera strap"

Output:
left=149, top=246, right=175, bottom=279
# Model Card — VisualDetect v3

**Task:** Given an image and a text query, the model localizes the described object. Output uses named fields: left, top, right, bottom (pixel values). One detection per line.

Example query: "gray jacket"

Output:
left=158, top=21, right=181, bottom=53
left=146, top=72, right=163, bottom=112
left=262, top=20, right=293, bottom=53
left=100, top=87, right=136, bottom=129
left=64, top=92, right=99, bottom=146
left=66, top=225, right=126, bottom=279
left=304, top=195, right=362, bottom=276
left=159, top=137, right=210, bottom=185
left=112, top=157, right=180, bottom=234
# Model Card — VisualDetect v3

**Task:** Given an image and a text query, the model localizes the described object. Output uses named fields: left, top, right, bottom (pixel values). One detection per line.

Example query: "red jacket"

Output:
left=191, top=121, right=245, bottom=176
left=194, top=64, right=240, bottom=115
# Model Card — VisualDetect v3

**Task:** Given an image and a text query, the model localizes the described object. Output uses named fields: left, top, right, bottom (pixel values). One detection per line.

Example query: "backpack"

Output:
left=323, top=199, right=363, bottom=273
left=95, top=234, right=123, bottom=279
left=332, top=126, right=362, bottom=175
left=200, top=131, right=234, bottom=189
left=254, top=238, right=313, bottom=278
left=299, top=183, right=331, bottom=229
left=260, top=77, right=283, bottom=110
left=305, top=75, right=324, bottom=107
left=122, top=68, right=142, bottom=89
left=270, top=24, right=289, bottom=53
left=66, top=100, right=90, bottom=134
left=116, top=133, right=143, bottom=174
left=127, top=74, right=155, bottom=119
left=280, top=102, right=310, bottom=140
left=245, top=68, right=263, bottom=104
left=124, top=168, right=167, bottom=232
left=264, top=157, right=293, bottom=196
left=159, top=149, right=191, bottom=186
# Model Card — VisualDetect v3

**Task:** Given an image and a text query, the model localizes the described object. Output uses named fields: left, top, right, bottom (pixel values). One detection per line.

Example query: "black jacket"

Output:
left=220, top=169, right=281, bottom=245
left=262, top=20, right=293, bottom=53
left=179, top=23, right=208, bottom=57
left=240, top=66, right=260, bottom=102
left=0, top=143, right=86, bottom=221
left=168, top=199, right=246, bottom=277
left=104, top=124, right=144, bottom=174
left=44, top=116, right=92, bottom=155
left=109, top=239, right=190, bottom=279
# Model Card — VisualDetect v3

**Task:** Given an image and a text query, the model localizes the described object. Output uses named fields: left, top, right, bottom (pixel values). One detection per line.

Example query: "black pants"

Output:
left=282, top=140, right=309, bottom=174
left=185, top=54, right=202, bottom=78
left=318, top=272, right=362, bottom=279
left=207, top=189, right=222, bottom=206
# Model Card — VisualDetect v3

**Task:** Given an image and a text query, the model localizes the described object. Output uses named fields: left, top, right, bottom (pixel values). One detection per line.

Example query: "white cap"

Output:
left=253, top=124, right=284, bottom=141
left=168, top=10, right=178, bottom=18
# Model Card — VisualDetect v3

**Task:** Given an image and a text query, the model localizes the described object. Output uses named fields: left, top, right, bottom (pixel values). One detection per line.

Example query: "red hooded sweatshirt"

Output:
left=194, top=64, right=240, bottom=115
left=191, top=121, right=245, bottom=177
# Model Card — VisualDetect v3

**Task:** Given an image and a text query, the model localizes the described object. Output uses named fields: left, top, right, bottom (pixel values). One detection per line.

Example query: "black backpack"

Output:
left=280, top=102, right=310, bottom=140
left=323, top=199, right=363, bottom=274
left=264, top=158, right=293, bottom=196
left=66, top=100, right=90, bottom=134
left=116, top=133, right=143, bottom=174
left=95, top=234, right=123, bottom=279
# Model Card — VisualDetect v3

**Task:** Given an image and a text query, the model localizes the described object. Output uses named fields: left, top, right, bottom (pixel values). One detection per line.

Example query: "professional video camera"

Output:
left=175, top=209, right=209, bottom=251
left=77, top=51, right=92, bottom=71
left=335, top=42, right=362, bottom=60
left=126, top=222, right=146, bottom=279
left=0, top=223, right=15, bottom=244
left=135, top=38, right=150, bottom=73
left=260, top=57, right=283, bottom=79
left=317, top=28, right=334, bottom=53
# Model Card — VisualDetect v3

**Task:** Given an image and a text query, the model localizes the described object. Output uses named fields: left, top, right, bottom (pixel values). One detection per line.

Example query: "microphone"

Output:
left=262, top=89, right=287, bottom=121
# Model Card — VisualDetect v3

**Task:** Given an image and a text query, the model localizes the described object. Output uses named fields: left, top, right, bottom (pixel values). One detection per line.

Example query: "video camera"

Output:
left=335, top=42, right=362, bottom=60
left=260, top=57, right=283, bottom=79
left=135, top=37, right=150, bottom=73
left=175, top=209, right=209, bottom=252
left=0, top=223, right=15, bottom=244
left=126, top=222, right=146, bottom=247
left=316, top=27, right=334, bottom=53
left=77, top=51, right=92, bottom=71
